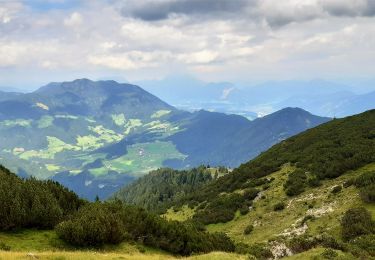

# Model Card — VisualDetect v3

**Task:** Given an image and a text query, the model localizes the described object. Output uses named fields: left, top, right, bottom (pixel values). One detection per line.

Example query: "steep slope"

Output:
left=0, top=79, right=185, bottom=199
left=160, top=110, right=375, bottom=258
left=166, top=107, right=330, bottom=167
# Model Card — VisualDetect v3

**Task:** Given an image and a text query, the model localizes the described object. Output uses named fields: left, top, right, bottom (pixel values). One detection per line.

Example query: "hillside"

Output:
left=129, top=110, right=375, bottom=258
left=0, top=164, right=236, bottom=257
left=0, top=79, right=330, bottom=200
left=112, top=166, right=229, bottom=212
left=165, top=107, right=330, bottom=168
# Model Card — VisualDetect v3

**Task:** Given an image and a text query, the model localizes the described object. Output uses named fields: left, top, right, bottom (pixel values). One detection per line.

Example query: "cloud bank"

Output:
left=0, top=0, right=374, bottom=87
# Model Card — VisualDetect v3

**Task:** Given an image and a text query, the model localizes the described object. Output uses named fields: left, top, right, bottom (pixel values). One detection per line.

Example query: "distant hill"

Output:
left=166, top=107, right=330, bottom=167
left=0, top=79, right=329, bottom=200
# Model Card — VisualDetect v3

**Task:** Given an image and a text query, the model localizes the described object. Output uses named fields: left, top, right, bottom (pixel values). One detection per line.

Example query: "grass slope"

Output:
left=0, top=229, right=244, bottom=260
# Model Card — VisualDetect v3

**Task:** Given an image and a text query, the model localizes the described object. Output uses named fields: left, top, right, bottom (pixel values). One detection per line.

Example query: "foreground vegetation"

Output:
left=0, top=166, right=234, bottom=257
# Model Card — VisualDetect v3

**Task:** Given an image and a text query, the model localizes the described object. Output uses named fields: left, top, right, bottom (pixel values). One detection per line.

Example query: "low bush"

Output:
left=239, top=206, right=249, bottom=215
left=359, top=184, right=375, bottom=203
left=341, top=207, right=374, bottom=241
left=247, top=243, right=273, bottom=259
left=320, top=248, right=338, bottom=259
left=56, top=201, right=235, bottom=255
left=273, top=202, right=285, bottom=211
left=284, top=169, right=306, bottom=196
left=244, top=225, right=254, bottom=235
left=0, top=241, right=10, bottom=251
left=288, top=235, right=318, bottom=253
left=331, top=185, right=342, bottom=194
left=349, top=234, right=375, bottom=257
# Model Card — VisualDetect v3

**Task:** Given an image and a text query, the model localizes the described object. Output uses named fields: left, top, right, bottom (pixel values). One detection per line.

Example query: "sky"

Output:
left=0, top=0, right=375, bottom=89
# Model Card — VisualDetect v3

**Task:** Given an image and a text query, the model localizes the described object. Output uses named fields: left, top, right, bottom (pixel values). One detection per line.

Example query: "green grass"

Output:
left=0, top=230, right=244, bottom=260
left=37, top=116, right=54, bottom=129
left=0, top=119, right=32, bottom=128
left=163, top=205, right=196, bottom=222
left=151, top=110, right=171, bottom=119
left=111, top=113, right=126, bottom=126
left=89, top=141, right=186, bottom=177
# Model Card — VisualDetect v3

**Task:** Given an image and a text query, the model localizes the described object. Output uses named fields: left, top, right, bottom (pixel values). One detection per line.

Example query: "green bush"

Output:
left=331, top=185, right=342, bottom=194
left=239, top=206, right=250, bottom=215
left=359, top=184, right=375, bottom=203
left=284, top=169, right=306, bottom=196
left=288, top=235, right=318, bottom=253
left=244, top=225, right=254, bottom=235
left=343, top=179, right=354, bottom=188
left=273, top=202, right=285, bottom=211
left=247, top=243, right=273, bottom=259
left=56, top=201, right=235, bottom=255
left=320, top=248, right=338, bottom=259
left=56, top=202, right=127, bottom=246
left=0, top=241, right=10, bottom=251
left=341, top=207, right=374, bottom=241
left=349, top=234, right=375, bottom=257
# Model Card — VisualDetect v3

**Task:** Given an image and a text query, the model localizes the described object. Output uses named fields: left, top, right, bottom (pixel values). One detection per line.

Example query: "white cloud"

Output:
left=0, top=0, right=375, bottom=87
left=64, top=12, right=83, bottom=27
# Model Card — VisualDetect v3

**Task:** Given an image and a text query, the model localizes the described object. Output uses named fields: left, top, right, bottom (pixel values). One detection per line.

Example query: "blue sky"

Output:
left=24, top=0, right=81, bottom=11
left=0, top=0, right=375, bottom=89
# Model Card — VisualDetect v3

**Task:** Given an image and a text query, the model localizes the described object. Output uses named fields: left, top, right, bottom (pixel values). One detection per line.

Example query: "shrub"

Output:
left=243, top=188, right=260, bottom=201
left=320, top=248, right=338, bottom=259
left=343, top=179, right=354, bottom=188
left=349, top=234, right=375, bottom=257
left=244, top=225, right=254, bottom=235
left=247, top=243, right=273, bottom=259
left=273, top=202, right=285, bottom=211
left=331, top=185, right=342, bottom=194
left=0, top=241, right=10, bottom=251
left=354, top=171, right=375, bottom=187
left=262, top=183, right=270, bottom=190
left=341, top=207, right=374, bottom=241
left=240, top=206, right=250, bottom=215
left=288, top=235, right=317, bottom=253
left=193, top=193, right=247, bottom=224
left=56, top=202, right=127, bottom=246
left=359, top=184, right=375, bottom=203
left=284, top=169, right=307, bottom=196
left=57, top=201, right=235, bottom=255
left=307, top=176, right=321, bottom=187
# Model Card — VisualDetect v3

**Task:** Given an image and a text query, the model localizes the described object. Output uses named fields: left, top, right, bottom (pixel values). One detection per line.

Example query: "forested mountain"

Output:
left=112, top=166, right=229, bottom=212
left=0, top=79, right=329, bottom=200
left=165, top=107, right=330, bottom=167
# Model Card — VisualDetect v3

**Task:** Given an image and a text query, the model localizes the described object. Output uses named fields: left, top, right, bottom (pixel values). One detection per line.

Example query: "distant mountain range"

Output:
left=139, top=76, right=375, bottom=118
left=0, top=79, right=329, bottom=199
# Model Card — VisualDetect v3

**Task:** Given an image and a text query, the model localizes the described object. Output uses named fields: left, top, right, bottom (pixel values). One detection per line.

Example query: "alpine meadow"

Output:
left=0, top=0, right=374, bottom=259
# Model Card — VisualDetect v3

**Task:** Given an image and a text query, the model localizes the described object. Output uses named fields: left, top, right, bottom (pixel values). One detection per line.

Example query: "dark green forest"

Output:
left=112, top=166, right=224, bottom=212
